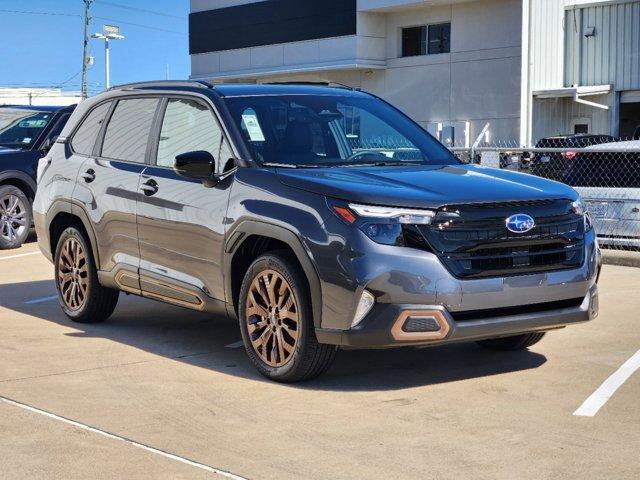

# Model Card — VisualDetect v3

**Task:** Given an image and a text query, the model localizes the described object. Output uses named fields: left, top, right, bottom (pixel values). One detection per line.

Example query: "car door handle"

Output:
left=140, top=179, right=159, bottom=196
left=80, top=169, right=95, bottom=183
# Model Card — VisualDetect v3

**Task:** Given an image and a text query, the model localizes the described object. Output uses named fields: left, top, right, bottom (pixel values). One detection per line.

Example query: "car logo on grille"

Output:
left=505, top=214, right=535, bottom=233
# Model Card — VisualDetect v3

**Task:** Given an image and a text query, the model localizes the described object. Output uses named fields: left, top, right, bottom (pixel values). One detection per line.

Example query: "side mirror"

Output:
left=40, top=135, right=58, bottom=154
left=174, top=150, right=215, bottom=180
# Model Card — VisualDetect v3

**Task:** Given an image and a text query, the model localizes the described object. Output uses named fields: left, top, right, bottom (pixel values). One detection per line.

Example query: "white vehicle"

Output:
left=565, top=140, right=640, bottom=248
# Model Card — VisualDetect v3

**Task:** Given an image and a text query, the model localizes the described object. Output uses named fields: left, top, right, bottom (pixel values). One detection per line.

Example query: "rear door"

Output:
left=136, top=96, right=235, bottom=308
left=73, top=97, right=160, bottom=288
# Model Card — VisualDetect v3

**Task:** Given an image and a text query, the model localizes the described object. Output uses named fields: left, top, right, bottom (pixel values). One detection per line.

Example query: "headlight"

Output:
left=330, top=200, right=436, bottom=245
left=572, top=198, right=593, bottom=232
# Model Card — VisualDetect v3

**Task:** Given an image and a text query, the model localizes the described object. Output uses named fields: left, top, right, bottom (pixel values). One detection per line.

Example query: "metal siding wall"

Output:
left=565, top=1, right=640, bottom=89
left=530, top=0, right=565, bottom=91
left=533, top=93, right=612, bottom=140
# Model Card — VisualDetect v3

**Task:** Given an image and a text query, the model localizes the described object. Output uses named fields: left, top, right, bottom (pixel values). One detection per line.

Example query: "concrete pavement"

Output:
left=1, top=240, right=639, bottom=479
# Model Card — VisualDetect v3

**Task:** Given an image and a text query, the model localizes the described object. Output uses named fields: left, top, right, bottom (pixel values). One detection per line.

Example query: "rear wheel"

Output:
left=477, top=332, right=546, bottom=351
left=0, top=185, right=31, bottom=250
left=54, top=227, right=119, bottom=323
left=238, top=252, right=337, bottom=382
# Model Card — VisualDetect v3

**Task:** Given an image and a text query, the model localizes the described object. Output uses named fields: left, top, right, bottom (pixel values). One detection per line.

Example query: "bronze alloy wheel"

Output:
left=57, top=237, right=89, bottom=311
left=245, top=269, right=300, bottom=367
left=0, top=192, right=28, bottom=243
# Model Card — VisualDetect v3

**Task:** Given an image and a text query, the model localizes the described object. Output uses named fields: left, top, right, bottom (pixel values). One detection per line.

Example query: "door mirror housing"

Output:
left=40, top=135, right=58, bottom=154
left=174, top=151, right=215, bottom=180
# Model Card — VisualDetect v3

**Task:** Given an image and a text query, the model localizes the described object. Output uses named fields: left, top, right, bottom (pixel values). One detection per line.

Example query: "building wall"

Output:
left=198, top=0, right=523, bottom=145
left=532, top=93, right=613, bottom=140
left=565, top=0, right=640, bottom=90
left=0, top=88, right=81, bottom=107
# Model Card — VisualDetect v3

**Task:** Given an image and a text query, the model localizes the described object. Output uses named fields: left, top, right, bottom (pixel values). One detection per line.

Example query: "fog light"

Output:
left=352, top=290, right=375, bottom=328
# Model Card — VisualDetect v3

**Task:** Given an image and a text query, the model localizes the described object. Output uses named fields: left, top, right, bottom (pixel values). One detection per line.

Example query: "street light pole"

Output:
left=92, top=26, right=124, bottom=91
left=104, top=37, right=110, bottom=89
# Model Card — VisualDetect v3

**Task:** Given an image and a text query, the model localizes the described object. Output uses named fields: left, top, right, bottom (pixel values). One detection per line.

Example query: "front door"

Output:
left=74, top=97, right=160, bottom=290
left=136, top=97, right=235, bottom=310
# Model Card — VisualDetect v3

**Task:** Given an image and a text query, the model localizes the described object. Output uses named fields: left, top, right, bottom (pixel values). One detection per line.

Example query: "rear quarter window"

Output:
left=71, top=102, right=112, bottom=155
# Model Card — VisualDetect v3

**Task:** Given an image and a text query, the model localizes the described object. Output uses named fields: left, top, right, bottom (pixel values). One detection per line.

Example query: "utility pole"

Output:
left=81, top=0, right=94, bottom=99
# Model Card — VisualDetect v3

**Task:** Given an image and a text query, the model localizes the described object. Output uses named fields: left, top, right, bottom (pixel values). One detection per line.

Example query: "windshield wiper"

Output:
left=339, top=161, right=425, bottom=168
left=262, top=162, right=323, bottom=169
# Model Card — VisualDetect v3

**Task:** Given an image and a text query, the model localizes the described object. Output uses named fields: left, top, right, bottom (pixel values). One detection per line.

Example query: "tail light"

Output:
left=562, top=151, right=577, bottom=161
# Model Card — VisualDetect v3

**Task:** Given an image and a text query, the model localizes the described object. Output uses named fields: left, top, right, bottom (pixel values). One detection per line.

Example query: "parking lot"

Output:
left=1, top=239, right=639, bottom=480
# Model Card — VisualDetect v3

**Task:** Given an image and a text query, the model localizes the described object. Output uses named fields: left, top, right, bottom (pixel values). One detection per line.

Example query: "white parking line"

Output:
left=0, top=395, right=248, bottom=479
left=0, top=251, right=41, bottom=261
left=225, top=340, right=244, bottom=349
left=574, top=349, right=640, bottom=417
left=24, top=295, right=58, bottom=305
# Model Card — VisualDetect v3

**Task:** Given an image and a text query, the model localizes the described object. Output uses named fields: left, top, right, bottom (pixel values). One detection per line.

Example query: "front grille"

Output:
left=419, top=199, right=585, bottom=279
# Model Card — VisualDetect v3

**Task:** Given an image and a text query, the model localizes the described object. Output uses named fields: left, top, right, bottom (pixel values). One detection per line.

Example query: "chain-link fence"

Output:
left=450, top=139, right=640, bottom=251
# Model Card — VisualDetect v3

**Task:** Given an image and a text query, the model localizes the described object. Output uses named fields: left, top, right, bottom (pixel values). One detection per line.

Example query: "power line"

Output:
left=95, top=1, right=184, bottom=20
left=0, top=9, right=81, bottom=18
left=94, top=16, right=186, bottom=35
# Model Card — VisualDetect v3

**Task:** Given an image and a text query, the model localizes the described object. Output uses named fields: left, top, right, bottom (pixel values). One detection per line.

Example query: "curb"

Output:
left=601, top=249, right=640, bottom=268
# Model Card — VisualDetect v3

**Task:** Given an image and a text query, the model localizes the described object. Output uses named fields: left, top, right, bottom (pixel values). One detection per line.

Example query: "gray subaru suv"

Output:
left=34, top=82, right=600, bottom=382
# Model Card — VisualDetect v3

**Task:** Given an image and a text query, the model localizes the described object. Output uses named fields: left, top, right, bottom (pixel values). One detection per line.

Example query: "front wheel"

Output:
left=238, top=252, right=337, bottom=382
left=477, top=332, right=546, bottom=351
left=54, top=227, right=119, bottom=323
left=0, top=185, right=31, bottom=250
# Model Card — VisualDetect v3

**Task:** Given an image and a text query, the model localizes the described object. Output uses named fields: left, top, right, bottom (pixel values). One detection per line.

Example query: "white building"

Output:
left=0, top=88, right=82, bottom=107
left=189, top=0, right=640, bottom=146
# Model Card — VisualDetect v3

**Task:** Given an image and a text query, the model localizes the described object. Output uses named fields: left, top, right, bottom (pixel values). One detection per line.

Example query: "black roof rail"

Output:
left=262, top=81, right=356, bottom=91
left=109, top=80, right=214, bottom=91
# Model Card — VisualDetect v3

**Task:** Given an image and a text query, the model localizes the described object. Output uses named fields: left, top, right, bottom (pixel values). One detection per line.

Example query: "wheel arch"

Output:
left=46, top=201, right=100, bottom=268
left=0, top=171, right=37, bottom=201
left=224, top=221, right=323, bottom=327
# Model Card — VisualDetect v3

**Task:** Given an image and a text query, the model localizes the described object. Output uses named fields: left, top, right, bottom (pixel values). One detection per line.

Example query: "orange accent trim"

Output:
left=391, top=310, right=450, bottom=342
left=334, top=206, right=357, bottom=224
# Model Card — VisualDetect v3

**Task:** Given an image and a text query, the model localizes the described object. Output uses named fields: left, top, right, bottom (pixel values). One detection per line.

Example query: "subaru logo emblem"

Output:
left=505, top=214, right=535, bottom=233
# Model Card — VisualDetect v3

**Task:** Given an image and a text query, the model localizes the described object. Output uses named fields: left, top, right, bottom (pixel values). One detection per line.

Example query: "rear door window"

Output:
left=71, top=103, right=111, bottom=155
left=101, top=98, right=159, bottom=163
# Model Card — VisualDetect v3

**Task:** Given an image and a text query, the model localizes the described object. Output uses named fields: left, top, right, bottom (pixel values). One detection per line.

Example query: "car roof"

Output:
left=213, top=83, right=369, bottom=98
left=0, top=104, right=74, bottom=112
left=584, top=139, right=640, bottom=150
left=109, top=80, right=370, bottom=99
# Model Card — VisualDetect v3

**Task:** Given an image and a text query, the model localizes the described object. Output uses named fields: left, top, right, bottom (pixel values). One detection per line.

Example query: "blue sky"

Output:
left=0, top=0, right=189, bottom=95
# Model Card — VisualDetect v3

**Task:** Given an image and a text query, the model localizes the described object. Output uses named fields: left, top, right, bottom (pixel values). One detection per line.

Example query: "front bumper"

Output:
left=311, top=217, right=600, bottom=347
left=316, top=283, right=598, bottom=348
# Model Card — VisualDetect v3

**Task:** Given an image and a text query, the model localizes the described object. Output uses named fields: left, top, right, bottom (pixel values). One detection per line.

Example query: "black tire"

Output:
left=54, top=227, right=119, bottom=323
left=238, top=251, right=337, bottom=383
left=477, top=332, right=546, bottom=351
left=0, top=185, right=32, bottom=250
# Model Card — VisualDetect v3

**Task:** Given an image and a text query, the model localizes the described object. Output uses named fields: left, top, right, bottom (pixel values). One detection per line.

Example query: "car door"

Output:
left=136, top=96, right=235, bottom=310
left=73, top=97, right=160, bottom=290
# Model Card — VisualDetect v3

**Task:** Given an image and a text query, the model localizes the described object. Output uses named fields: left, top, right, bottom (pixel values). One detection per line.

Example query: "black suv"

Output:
left=34, top=82, right=600, bottom=382
left=529, top=133, right=615, bottom=181
left=0, top=104, right=75, bottom=248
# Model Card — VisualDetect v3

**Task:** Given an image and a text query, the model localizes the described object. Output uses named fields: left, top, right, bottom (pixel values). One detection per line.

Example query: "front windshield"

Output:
left=224, top=94, right=458, bottom=167
left=0, top=107, right=53, bottom=149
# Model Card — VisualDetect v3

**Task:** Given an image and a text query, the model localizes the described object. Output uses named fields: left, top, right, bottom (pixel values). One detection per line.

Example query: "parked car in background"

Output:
left=0, top=104, right=75, bottom=249
left=530, top=134, right=616, bottom=181
left=34, top=82, right=599, bottom=382
left=563, top=139, right=640, bottom=249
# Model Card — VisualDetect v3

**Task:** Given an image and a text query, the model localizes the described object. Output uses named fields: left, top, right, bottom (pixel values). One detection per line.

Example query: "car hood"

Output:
left=0, top=146, right=21, bottom=155
left=277, top=164, right=578, bottom=209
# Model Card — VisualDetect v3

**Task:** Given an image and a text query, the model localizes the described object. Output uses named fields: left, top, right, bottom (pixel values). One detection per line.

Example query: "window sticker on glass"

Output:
left=241, top=113, right=266, bottom=142
left=19, top=119, right=48, bottom=128
left=22, top=137, right=32, bottom=143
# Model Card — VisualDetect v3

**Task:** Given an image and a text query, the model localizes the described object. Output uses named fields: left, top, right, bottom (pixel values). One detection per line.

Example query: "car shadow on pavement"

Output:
left=1, top=280, right=547, bottom=392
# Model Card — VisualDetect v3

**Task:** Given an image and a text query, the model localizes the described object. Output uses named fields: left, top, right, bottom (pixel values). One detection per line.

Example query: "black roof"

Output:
left=109, top=80, right=368, bottom=98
